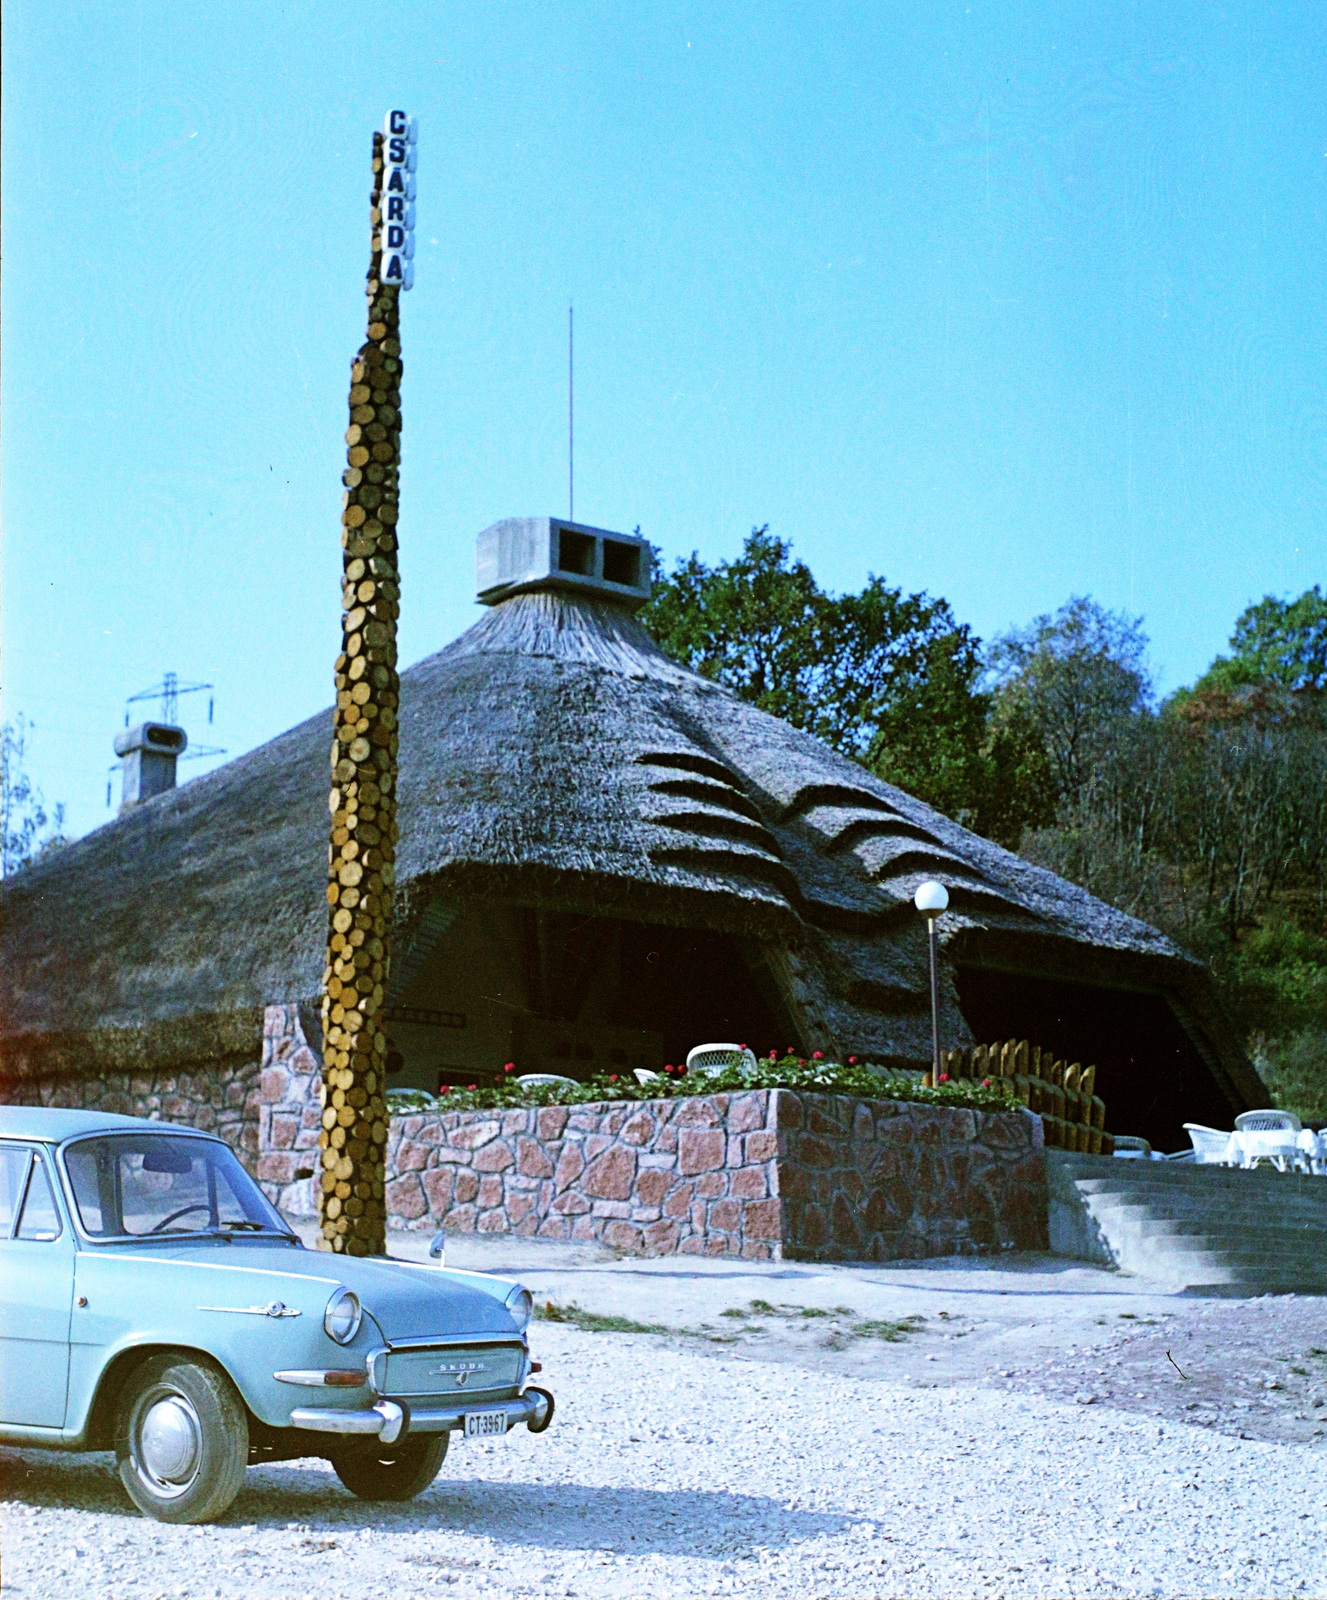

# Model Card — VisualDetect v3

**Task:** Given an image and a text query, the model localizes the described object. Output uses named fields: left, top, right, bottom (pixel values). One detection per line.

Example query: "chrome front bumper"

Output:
left=290, top=1387, right=553, bottom=1441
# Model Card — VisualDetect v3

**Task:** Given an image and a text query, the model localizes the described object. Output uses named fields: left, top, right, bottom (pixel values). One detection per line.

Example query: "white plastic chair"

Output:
left=1234, top=1109, right=1302, bottom=1173
left=1112, top=1135, right=1153, bottom=1160
left=1183, top=1123, right=1241, bottom=1166
left=516, top=1073, right=580, bottom=1091
left=633, top=1068, right=661, bottom=1086
left=1295, top=1128, right=1325, bottom=1176
left=685, top=1043, right=759, bottom=1078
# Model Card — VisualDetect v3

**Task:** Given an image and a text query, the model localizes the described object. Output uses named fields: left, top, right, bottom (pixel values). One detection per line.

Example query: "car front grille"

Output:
left=383, top=1342, right=525, bottom=1399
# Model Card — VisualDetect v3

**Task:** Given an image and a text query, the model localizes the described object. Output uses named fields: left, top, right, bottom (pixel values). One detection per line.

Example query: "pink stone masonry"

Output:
left=383, top=1088, right=1047, bottom=1261
left=385, top=1089, right=784, bottom=1258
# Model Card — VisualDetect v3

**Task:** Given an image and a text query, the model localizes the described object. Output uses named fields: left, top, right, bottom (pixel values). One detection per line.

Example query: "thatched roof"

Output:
left=1, top=580, right=1261, bottom=1111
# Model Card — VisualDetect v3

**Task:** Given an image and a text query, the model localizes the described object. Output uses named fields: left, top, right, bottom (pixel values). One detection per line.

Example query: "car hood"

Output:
left=111, top=1241, right=522, bottom=1342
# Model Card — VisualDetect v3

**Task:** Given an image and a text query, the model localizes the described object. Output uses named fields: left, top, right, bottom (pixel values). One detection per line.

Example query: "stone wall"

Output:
left=249, top=1005, right=324, bottom=1213
left=1, top=1049, right=264, bottom=1164
left=776, top=1090, right=1047, bottom=1260
left=385, top=1090, right=784, bottom=1258
left=0, top=1003, right=322, bottom=1214
left=383, top=1088, right=1047, bottom=1262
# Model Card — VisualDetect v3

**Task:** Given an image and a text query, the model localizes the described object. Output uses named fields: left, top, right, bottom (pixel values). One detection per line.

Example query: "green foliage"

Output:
left=986, top=596, right=1152, bottom=809
left=386, top=1055, right=1015, bottom=1116
left=1226, top=920, right=1327, bottom=1039
left=1251, top=1029, right=1327, bottom=1126
left=1193, top=585, right=1327, bottom=694
left=975, top=696, right=1059, bottom=847
left=864, top=626, right=991, bottom=825
left=1, top=717, right=67, bottom=878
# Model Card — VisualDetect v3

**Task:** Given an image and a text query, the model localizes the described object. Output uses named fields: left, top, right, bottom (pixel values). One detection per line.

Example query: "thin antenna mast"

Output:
left=568, top=302, right=574, bottom=522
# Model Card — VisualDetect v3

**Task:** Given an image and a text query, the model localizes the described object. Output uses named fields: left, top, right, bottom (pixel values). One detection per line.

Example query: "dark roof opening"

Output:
left=954, top=964, right=1234, bottom=1151
left=557, top=528, right=596, bottom=577
left=602, top=539, right=641, bottom=588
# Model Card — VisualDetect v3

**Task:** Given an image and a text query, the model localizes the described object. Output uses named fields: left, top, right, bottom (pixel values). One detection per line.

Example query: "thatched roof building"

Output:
left=1, top=519, right=1263, bottom=1146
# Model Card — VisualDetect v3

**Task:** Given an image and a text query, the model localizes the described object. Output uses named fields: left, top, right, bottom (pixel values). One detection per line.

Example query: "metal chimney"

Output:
left=114, top=723, right=187, bottom=811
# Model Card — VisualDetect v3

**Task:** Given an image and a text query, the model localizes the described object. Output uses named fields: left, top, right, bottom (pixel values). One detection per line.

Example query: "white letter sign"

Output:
left=380, top=110, right=418, bottom=290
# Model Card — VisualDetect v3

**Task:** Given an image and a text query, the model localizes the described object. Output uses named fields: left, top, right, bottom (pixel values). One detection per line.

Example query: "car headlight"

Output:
left=324, top=1288, right=362, bottom=1345
left=505, top=1285, right=533, bottom=1333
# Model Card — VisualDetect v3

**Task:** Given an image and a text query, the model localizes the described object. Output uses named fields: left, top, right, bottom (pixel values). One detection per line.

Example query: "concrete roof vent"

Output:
left=114, top=722, right=187, bottom=812
left=476, top=518, right=652, bottom=611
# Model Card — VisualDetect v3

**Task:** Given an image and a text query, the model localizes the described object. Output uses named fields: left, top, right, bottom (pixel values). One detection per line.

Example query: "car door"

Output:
left=0, top=1143, right=75, bottom=1428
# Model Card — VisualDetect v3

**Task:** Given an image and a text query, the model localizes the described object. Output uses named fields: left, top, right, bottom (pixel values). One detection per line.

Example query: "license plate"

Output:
left=464, top=1409, right=508, bottom=1438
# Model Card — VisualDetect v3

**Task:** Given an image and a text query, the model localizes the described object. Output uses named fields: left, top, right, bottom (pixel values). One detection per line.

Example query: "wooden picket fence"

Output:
left=923, top=1039, right=1113, bottom=1155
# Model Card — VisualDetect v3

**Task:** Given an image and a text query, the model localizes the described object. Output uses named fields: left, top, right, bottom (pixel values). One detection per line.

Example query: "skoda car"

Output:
left=0, top=1107, right=553, bottom=1523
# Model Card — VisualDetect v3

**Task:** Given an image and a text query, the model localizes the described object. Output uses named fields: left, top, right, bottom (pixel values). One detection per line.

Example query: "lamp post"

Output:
left=914, top=881, right=949, bottom=1084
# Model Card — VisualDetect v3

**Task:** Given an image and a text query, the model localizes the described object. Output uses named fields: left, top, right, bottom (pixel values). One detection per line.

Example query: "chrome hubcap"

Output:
left=134, top=1391, right=202, bottom=1496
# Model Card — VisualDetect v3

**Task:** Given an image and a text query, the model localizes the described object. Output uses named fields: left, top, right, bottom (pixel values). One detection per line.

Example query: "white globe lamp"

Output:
left=914, top=881, right=949, bottom=918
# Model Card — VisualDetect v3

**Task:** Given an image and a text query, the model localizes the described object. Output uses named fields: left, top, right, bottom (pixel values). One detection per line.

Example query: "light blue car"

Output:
left=0, top=1107, right=553, bottom=1523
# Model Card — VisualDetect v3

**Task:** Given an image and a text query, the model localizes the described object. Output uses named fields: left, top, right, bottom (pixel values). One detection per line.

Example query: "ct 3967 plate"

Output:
left=464, top=1408, right=509, bottom=1439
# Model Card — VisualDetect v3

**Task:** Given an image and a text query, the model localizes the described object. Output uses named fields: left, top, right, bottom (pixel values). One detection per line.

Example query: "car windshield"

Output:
left=63, top=1133, right=293, bottom=1239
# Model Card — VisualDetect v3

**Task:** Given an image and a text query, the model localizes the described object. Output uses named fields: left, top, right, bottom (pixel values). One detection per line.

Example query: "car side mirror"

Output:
left=428, top=1233, right=446, bottom=1266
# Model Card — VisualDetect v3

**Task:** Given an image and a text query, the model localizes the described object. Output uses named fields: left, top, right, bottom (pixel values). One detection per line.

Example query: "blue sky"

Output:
left=4, top=2, right=1325, bottom=841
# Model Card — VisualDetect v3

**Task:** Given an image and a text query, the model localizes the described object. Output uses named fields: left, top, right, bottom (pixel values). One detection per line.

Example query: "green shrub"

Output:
left=1253, top=1028, right=1327, bottom=1126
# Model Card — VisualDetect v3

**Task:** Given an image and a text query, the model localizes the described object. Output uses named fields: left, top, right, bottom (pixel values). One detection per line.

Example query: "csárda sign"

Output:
left=380, top=109, right=417, bottom=291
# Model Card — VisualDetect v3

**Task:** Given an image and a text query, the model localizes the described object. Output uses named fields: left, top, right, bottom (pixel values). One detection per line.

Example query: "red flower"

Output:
left=785, top=1046, right=793, bottom=1055
left=676, top=1064, right=687, bottom=1077
left=812, top=1051, right=824, bottom=1060
left=769, top=1051, right=778, bottom=1060
left=503, top=1062, right=516, bottom=1074
left=982, top=1078, right=992, bottom=1086
left=938, top=1073, right=950, bottom=1083
left=608, top=1074, right=619, bottom=1083
left=797, top=1058, right=805, bottom=1066
left=663, top=1063, right=673, bottom=1075
left=848, top=1056, right=857, bottom=1064
left=440, top=1086, right=451, bottom=1096
left=468, top=1084, right=477, bottom=1091
left=739, top=1042, right=747, bottom=1049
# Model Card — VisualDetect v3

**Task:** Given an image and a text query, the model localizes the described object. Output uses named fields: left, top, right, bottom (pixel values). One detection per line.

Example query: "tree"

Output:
left=1190, top=585, right=1327, bottom=694
left=1, top=717, right=67, bottom=876
left=986, top=596, right=1153, bottom=811
left=640, top=528, right=994, bottom=819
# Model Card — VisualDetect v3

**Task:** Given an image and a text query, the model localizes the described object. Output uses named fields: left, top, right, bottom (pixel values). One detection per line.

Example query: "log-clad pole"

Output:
left=317, top=129, right=405, bottom=1256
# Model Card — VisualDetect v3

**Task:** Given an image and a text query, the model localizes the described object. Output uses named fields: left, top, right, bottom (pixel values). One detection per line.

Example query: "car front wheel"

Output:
left=115, top=1354, right=249, bottom=1524
left=332, top=1432, right=448, bottom=1501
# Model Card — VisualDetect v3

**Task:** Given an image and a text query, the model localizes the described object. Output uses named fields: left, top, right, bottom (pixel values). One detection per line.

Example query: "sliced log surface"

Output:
left=317, top=129, right=405, bottom=1258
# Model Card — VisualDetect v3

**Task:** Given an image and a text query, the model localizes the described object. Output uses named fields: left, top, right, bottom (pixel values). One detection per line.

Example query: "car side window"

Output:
left=0, top=1145, right=32, bottom=1236
left=16, top=1154, right=62, bottom=1241
left=64, top=1143, right=108, bottom=1233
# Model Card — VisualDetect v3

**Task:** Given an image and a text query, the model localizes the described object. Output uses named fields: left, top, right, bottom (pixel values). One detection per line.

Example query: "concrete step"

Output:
left=1081, top=1193, right=1327, bottom=1228
left=1046, top=1149, right=1327, bottom=1290
left=1071, top=1163, right=1325, bottom=1191
left=1072, top=1167, right=1327, bottom=1191
left=1101, top=1212, right=1327, bottom=1244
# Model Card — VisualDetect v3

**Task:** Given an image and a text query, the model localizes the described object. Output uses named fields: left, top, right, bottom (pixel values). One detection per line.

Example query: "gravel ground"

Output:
left=4, top=1240, right=1326, bottom=1599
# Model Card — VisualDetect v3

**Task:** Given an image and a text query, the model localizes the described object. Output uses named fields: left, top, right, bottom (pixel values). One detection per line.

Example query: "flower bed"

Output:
left=386, top=1053, right=1015, bottom=1116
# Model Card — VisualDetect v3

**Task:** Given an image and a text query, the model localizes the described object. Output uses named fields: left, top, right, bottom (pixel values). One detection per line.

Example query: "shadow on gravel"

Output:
left=0, top=1450, right=851, bottom=1556
left=0, top=1449, right=126, bottom=1513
